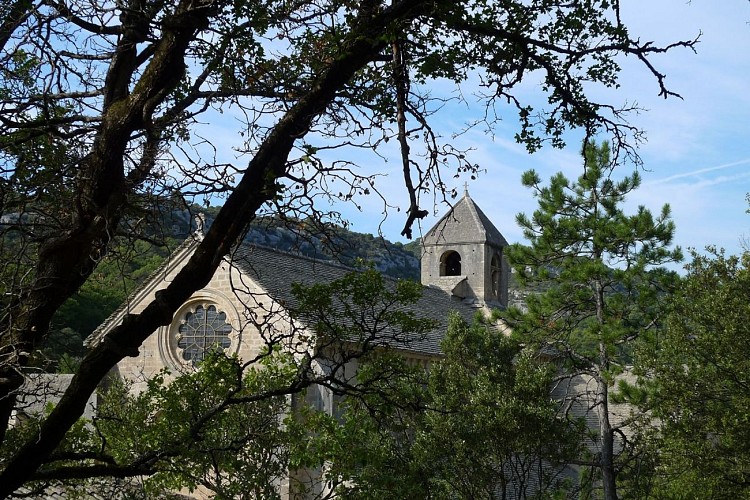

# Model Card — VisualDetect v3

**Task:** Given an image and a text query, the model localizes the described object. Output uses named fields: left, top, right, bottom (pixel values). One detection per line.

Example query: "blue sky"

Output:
left=192, top=2, right=750, bottom=267
left=327, top=1, right=750, bottom=266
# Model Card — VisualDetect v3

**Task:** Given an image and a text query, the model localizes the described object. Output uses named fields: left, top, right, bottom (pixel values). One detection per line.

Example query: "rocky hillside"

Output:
left=163, top=207, right=423, bottom=281
left=243, top=222, right=421, bottom=281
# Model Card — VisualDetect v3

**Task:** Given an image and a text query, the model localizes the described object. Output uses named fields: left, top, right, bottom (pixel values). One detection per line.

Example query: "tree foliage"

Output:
left=0, top=0, right=696, bottom=492
left=503, top=141, right=682, bottom=499
left=300, top=313, right=578, bottom=499
left=3, top=267, right=435, bottom=497
left=5, top=353, right=296, bottom=498
left=639, top=249, right=750, bottom=498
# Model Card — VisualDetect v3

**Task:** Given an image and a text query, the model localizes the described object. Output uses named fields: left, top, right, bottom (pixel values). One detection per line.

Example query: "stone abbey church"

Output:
left=93, top=190, right=510, bottom=389
left=86, top=191, right=522, bottom=497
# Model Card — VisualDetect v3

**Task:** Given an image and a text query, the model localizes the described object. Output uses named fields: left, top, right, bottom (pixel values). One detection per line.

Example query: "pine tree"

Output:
left=503, top=141, right=682, bottom=499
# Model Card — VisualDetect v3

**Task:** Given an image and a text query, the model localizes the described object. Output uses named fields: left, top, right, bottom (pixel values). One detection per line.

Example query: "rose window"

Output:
left=177, top=304, right=232, bottom=365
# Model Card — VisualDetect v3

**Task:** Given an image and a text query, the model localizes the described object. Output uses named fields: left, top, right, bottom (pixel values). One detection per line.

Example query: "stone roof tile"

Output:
left=231, top=245, right=477, bottom=356
left=423, top=192, right=508, bottom=248
left=89, top=239, right=481, bottom=357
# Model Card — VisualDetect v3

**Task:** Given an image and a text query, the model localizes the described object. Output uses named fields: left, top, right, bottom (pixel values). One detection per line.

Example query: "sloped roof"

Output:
left=423, top=191, right=508, bottom=248
left=225, top=244, right=477, bottom=356
left=15, top=374, right=97, bottom=420
left=90, top=238, right=480, bottom=357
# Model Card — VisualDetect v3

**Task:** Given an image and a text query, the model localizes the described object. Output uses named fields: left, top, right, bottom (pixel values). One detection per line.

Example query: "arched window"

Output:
left=440, top=250, right=462, bottom=276
left=177, top=304, right=232, bottom=366
left=491, top=253, right=502, bottom=299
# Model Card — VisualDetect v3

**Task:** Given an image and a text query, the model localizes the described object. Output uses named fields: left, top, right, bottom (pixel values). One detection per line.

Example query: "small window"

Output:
left=440, top=250, right=462, bottom=276
left=491, top=253, right=502, bottom=299
left=177, top=304, right=232, bottom=365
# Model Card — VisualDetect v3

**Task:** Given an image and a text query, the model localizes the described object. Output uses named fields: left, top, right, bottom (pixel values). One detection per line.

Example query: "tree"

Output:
left=300, top=312, right=579, bottom=499
left=0, top=0, right=696, bottom=493
left=38, top=238, right=178, bottom=370
left=639, top=249, right=750, bottom=498
left=502, top=141, right=682, bottom=499
left=2, top=267, right=436, bottom=497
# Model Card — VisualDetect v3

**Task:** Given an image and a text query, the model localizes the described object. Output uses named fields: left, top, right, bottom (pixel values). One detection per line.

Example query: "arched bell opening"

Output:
left=440, top=250, right=462, bottom=276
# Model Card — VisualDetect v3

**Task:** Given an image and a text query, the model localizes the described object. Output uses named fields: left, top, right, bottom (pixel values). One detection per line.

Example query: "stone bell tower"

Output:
left=420, top=187, right=509, bottom=308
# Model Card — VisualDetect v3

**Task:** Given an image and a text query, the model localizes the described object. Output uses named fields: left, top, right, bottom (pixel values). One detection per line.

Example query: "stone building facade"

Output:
left=420, top=188, right=510, bottom=308
left=87, top=192, right=513, bottom=497
left=92, top=191, right=510, bottom=390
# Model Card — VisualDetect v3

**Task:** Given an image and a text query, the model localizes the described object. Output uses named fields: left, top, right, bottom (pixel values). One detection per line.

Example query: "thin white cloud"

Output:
left=646, top=158, right=750, bottom=185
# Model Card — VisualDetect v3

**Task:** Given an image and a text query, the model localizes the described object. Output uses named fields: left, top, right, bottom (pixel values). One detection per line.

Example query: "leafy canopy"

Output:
left=506, top=142, right=682, bottom=367
left=303, top=313, right=578, bottom=499
left=640, top=249, right=750, bottom=498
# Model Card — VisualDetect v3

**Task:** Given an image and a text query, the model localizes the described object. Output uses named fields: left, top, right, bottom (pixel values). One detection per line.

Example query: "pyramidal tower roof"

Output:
left=423, top=188, right=507, bottom=247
